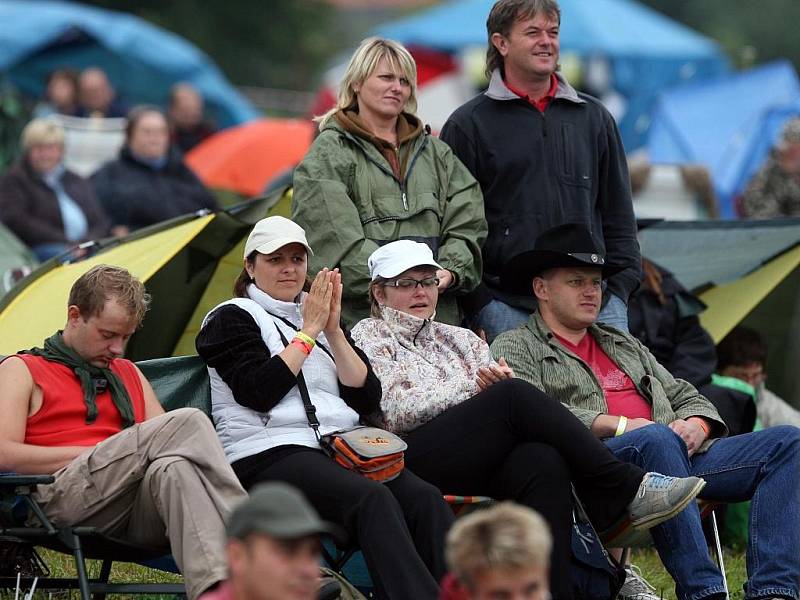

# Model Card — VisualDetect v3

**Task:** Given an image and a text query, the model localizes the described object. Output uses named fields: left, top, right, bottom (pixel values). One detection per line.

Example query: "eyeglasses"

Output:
left=384, top=276, right=440, bottom=290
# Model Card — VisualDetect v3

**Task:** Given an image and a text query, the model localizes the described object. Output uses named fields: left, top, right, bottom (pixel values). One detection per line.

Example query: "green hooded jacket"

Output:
left=292, top=111, right=487, bottom=327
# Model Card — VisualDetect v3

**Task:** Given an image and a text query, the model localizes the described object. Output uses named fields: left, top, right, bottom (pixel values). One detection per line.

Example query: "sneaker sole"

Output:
left=630, top=478, right=707, bottom=530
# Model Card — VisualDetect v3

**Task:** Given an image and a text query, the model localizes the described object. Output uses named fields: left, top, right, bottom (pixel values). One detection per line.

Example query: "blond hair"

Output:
left=21, top=118, right=65, bottom=151
left=315, top=37, right=418, bottom=129
left=68, top=265, right=151, bottom=328
left=446, top=502, right=552, bottom=587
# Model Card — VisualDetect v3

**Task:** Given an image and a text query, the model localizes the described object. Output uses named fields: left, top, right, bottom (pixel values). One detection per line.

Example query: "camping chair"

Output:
left=604, top=500, right=729, bottom=599
left=0, top=354, right=186, bottom=599
left=52, top=114, right=126, bottom=177
left=0, top=474, right=185, bottom=599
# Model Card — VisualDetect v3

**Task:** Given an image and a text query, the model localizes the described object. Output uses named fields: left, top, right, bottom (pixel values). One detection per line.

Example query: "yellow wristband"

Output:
left=296, top=331, right=316, bottom=347
left=615, top=416, right=628, bottom=437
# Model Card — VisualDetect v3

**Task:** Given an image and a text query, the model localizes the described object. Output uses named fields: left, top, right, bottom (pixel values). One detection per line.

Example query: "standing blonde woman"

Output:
left=292, top=37, right=487, bottom=327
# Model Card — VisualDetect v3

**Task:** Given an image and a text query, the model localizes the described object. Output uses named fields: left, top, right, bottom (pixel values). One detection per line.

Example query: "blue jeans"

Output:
left=605, top=424, right=800, bottom=600
left=597, top=292, right=629, bottom=332
left=474, top=299, right=531, bottom=344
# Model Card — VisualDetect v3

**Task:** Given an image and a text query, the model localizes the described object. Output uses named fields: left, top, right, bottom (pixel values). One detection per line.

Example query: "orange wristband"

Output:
left=290, top=338, right=312, bottom=355
left=690, top=417, right=711, bottom=437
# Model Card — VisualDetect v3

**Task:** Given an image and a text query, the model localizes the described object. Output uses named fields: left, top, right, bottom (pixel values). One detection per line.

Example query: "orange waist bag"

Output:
left=322, top=427, right=407, bottom=483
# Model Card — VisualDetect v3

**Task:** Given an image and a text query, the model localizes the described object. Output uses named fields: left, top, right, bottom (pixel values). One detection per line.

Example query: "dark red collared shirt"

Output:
left=504, top=73, right=558, bottom=112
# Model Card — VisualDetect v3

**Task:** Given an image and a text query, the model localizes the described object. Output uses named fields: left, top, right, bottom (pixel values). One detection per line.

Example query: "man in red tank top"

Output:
left=0, top=265, right=247, bottom=600
left=492, top=224, right=800, bottom=600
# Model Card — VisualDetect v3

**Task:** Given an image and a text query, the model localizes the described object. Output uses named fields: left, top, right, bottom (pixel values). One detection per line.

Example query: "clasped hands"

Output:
left=301, top=268, right=342, bottom=339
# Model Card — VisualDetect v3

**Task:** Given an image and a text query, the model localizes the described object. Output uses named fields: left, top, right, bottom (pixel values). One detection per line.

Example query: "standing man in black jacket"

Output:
left=440, top=0, right=640, bottom=342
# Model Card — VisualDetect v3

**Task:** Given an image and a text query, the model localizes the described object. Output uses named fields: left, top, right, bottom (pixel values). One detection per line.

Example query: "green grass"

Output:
left=2, top=549, right=182, bottom=599
left=630, top=546, right=747, bottom=599
left=5, top=546, right=749, bottom=599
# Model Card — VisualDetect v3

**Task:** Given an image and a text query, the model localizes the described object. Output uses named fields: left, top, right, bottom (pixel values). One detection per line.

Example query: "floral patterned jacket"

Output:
left=351, top=306, right=497, bottom=434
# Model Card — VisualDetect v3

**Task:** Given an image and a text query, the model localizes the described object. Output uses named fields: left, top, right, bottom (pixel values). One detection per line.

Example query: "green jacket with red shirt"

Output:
left=490, top=312, right=727, bottom=453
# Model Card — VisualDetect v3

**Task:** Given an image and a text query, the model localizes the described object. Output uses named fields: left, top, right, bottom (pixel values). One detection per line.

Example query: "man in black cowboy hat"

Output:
left=491, top=223, right=800, bottom=600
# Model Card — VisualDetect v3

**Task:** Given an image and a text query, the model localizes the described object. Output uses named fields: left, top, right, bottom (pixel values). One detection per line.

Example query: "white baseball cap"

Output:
left=244, top=216, right=313, bottom=259
left=368, top=240, right=442, bottom=281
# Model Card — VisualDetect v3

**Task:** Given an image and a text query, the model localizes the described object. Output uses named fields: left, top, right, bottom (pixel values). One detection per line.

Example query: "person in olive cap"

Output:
left=200, top=482, right=342, bottom=600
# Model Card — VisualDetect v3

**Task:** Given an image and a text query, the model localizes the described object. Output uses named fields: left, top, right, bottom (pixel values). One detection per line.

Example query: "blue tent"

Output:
left=375, top=0, right=729, bottom=150
left=647, top=61, right=800, bottom=219
left=0, top=0, right=258, bottom=127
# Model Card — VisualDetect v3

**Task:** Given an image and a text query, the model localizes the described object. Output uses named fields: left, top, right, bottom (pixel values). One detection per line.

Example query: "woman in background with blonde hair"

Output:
left=0, top=118, right=109, bottom=261
left=292, top=37, right=487, bottom=327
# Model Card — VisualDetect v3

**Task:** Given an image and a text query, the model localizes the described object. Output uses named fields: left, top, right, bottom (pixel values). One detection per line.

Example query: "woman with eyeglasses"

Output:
left=292, top=37, right=487, bottom=328
left=195, top=216, right=454, bottom=600
left=351, top=239, right=706, bottom=600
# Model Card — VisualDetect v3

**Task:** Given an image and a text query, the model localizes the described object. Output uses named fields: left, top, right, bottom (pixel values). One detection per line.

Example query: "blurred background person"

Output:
left=0, top=118, right=109, bottom=260
left=91, top=105, right=218, bottom=235
left=716, top=325, right=800, bottom=429
left=740, top=116, right=800, bottom=218
left=199, top=482, right=343, bottom=600
left=32, top=68, right=80, bottom=118
left=77, top=67, right=129, bottom=118
left=169, top=82, right=217, bottom=154
left=440, top=502, right=551, bottom=600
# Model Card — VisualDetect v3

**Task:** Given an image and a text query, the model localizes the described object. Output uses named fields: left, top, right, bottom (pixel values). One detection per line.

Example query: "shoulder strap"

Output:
left=265, top=310, right=334, bottom=363
left=271, top=322, right=321, bottom=441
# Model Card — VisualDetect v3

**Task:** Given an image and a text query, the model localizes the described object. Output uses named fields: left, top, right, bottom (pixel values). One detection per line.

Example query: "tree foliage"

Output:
left=82, top=0, right=341, bottom=90
left=639, top=0, right=800, bottom=70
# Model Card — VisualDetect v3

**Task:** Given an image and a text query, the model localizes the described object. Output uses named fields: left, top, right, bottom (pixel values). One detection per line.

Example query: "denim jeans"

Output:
left=597, top=292, right=629, bottom=332
left=604, top=424, right=800, bottom=600
left=474, top=299, right=531, bottom=344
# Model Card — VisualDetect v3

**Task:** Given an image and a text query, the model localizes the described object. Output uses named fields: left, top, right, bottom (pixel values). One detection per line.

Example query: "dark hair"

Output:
left=234, top=251, right=312, bottom=298
left=717, top=326, right=768, bottom=371
left=46, top=67, right=79, bottom=89
left=125, top=104, right=168, bottom=142
left=68, top=264, right=150, bottom=328
left=485, top=0, right=561, bottom=78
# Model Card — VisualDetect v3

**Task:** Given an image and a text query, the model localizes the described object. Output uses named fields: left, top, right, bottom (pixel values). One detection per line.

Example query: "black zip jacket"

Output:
left=440, top=70, right=641, bottom=313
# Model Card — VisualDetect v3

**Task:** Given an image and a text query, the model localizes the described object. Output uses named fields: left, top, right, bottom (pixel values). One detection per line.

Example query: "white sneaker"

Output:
left=618, top=564, right=660, bottom=600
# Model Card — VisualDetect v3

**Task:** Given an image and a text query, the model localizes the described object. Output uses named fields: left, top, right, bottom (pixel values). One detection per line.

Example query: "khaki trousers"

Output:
left=33, top=408, right=247, bottom=599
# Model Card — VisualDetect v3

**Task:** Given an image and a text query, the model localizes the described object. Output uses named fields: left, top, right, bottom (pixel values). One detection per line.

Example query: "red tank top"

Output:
left=18, top=355, right=147, bottom=447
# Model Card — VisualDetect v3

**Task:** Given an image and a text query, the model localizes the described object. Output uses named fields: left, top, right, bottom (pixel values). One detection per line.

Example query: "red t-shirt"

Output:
left=504, top=73, right=558, bottom=112
left=17, top=354, right=147, bottom=447
left=553, top=332, right=653, bottom=420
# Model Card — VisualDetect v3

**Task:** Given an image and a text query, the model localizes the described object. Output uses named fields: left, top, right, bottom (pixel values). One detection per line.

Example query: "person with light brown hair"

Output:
left=0, top=264, right=247, bottom=599
left=442, top=502, right=552, bottom=600
left=440, top=0, right=640, bottom=341
left=292, top=37, right=486, bottom=328
left=0, top=118, right=110, bottom=260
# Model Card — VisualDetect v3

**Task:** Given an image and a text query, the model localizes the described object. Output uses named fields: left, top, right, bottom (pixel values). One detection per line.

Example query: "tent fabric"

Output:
left=186, top=119, right=315, bottom=197
left=373, top=0, right=729, bottom=149
left=0, top=215, right=213, bottom=355
left=0, top=222, right=37, bottom=299
left=647, top=61, right=800, bottom=218
left=0, top=197, right=278, bottom=361
left=0, top=0, right=258, bottom=128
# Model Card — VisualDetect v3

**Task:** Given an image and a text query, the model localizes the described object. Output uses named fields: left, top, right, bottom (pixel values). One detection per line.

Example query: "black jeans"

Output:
left=403, top=379, right=645, bottom=600
left=233, top=446, right=453, bottom=600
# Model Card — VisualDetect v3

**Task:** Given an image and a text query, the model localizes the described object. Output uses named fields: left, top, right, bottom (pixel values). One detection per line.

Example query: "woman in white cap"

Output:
left=351, top=239, right=705, bottom=600
left=195, top=216, right=454, bottom=600
left=292, top=37, right=486, bottom=328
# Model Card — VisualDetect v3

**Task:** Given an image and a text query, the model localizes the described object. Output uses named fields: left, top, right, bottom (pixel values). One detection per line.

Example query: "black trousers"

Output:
left=234, top=446, right=453, bottom=600
left=403, top=379, right=645, bottom=600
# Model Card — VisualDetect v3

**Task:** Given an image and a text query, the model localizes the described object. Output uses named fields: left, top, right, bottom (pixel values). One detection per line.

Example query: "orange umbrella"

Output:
left=186, top=118, right=315, bottom=197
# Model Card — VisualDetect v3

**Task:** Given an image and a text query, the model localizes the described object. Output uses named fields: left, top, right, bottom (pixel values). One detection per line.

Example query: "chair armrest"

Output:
left=0, top=474, right=55, bottom=487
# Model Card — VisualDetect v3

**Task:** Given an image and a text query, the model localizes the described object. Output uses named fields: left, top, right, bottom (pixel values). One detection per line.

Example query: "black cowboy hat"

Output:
left=501, top=223, right=627, bottom=294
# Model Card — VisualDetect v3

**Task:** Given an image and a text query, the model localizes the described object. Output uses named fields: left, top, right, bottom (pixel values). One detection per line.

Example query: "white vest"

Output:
left=202, top=285, right=360, bottom=463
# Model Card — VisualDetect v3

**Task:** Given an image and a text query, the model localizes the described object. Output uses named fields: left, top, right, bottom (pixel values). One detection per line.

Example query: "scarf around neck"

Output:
left=23, top=332, right=135, bottom=428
